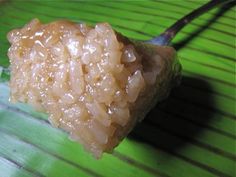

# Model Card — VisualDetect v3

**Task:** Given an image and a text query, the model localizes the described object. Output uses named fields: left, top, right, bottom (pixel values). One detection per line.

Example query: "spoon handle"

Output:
left=148, top=0, right=235, bottom=46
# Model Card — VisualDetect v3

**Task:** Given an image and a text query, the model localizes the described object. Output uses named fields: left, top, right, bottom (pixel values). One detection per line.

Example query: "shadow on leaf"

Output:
left=128, top=76, right=214, bottom=156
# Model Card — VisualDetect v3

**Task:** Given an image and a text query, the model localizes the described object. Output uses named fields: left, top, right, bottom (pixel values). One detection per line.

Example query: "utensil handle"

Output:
left=148, top=0, right=235, bottom=46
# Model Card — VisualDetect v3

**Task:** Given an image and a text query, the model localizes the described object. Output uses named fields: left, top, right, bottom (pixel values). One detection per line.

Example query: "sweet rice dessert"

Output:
left=7, top=19, right=181, bottom=158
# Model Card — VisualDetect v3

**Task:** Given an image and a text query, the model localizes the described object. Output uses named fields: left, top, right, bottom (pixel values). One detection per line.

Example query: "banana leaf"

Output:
left=0, top=1, right=235, bottom=177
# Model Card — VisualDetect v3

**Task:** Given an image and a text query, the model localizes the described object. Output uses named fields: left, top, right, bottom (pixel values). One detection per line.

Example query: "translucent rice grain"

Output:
left=126, top=70, right=145, bottom=102
left=89, top=119, right=108, bottom=144
left=109, top=106, right=130, bottom=126
left=69, top=60, right=84, bottom=95
left=86, top=101, right=111, bottom=127
left=65, top=37, right=84, bottom=58
left=122, top=45, right=136, bottom=63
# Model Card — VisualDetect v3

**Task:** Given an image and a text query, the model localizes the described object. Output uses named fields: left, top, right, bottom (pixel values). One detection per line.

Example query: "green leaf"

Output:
left=0, top=1, right=235, bottom=177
